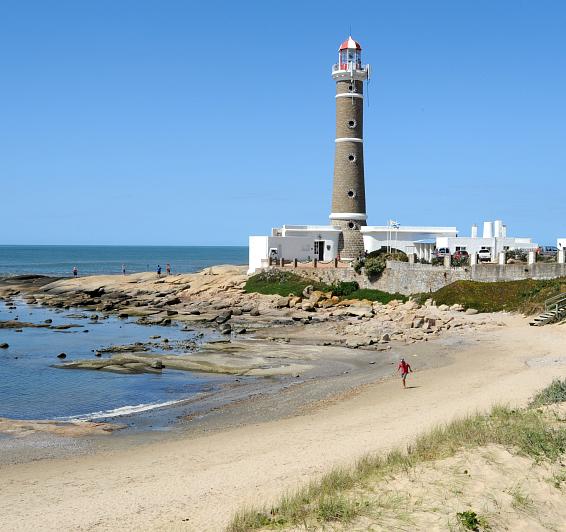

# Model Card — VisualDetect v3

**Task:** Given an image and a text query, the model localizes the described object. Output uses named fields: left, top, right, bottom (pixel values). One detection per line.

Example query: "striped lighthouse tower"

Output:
left=330, top=36, right=370, bottom=259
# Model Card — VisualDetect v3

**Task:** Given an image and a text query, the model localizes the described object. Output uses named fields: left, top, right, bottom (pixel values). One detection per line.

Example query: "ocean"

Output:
left=0, top=245, right=248, bottom=277
left=0, top=245, right=249, bottom=423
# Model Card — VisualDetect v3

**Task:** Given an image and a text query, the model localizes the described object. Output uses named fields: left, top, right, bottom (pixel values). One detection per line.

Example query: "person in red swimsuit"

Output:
left=397, top=358, right=412, bottom=388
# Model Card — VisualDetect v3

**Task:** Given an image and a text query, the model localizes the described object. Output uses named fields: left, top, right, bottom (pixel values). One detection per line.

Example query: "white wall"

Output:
left=248, top=230, right=342, bottom=273
left=558, top=239, right=566, bottom=250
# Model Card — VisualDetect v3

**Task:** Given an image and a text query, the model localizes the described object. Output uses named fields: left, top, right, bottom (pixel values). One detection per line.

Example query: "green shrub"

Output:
left=245, top=271, right=330, bottom=297
left=331, top=281, right=359, bottom=297
left=456, top=510, right=489, bottom=531
left=347, top=289, right=407, bottom=303
left=416, top=278, right=566, bottom=314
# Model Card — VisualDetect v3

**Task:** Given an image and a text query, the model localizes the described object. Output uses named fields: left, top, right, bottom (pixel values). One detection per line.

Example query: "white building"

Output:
left=436, top=220, right=537, bottom=261
left=558, top=239, right=566, bottom=250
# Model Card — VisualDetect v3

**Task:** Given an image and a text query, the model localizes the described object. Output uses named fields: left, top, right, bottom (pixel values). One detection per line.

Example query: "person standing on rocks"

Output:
left=397, top=358, right=412, bottom=389
left=157, top=265, right=162, bottom=277
left=72, top=266, right=78, bottom=278
left=166, top=263, right=171, bottom=276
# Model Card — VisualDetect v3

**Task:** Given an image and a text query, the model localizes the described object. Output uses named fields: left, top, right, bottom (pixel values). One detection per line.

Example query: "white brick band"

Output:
left=330, top=213, right=368, bottom=221
left=335, top=138, right=363, bottom=143
left=335, top=93, right=363, bottom=99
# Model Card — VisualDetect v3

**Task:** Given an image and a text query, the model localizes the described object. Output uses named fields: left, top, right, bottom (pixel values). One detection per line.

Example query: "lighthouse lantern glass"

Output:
left=339, top=49, right=362, bottom=70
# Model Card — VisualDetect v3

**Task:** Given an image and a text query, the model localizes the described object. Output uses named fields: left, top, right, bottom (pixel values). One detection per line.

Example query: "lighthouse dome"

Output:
left=339, top=36, right=362, bottom=51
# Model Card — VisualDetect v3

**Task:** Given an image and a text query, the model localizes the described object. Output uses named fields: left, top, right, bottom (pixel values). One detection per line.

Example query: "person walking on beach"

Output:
left=397, top=358, right=412, bottom=388
left=122, top=264, right=126, bottom=275
left=166, top=263, right=171, bottom=276
left=157, top=265, right=162, bottom=277
left=72, top=266, right=78, bottom=278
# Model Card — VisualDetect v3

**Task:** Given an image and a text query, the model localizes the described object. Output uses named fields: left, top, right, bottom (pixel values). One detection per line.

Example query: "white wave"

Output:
left=57, top=399, right=186, bottom=422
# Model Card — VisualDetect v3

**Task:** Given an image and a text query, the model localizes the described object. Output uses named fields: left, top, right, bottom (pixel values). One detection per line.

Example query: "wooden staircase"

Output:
left=530, top=293, right=566, bottom=326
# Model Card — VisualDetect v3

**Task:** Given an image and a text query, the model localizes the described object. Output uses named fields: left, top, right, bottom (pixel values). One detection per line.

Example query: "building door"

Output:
left=314, top=241, right=325, bottom=261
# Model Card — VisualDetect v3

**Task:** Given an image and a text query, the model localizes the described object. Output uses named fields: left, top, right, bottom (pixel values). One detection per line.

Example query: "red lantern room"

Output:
left=338, top=36, right=362, bottom=70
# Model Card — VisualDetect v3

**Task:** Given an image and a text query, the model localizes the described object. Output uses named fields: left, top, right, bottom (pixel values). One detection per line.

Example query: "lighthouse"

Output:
left=329, top=36, right=370, bottom=259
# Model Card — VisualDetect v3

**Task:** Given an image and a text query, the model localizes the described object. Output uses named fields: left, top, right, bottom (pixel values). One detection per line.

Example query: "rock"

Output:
left=241, top=304, right=254, bottom=313
left=302, top=285, right=314, bottom=298
left=301, top=301, right=315, bottom=312
left=150, top=360, right=163, bottom=369
left=91, top=314, right=99, bottom=320
left=216, top=310, right=232, bottom=324
left=465, top=308, right=479, bottom=315
left=438, top=304, right=450, bottom=311
left=219, top=323, right=232, bottom=334
left=380, top=333, right=390, bottom=343
left=348, top=306, right=373, bottom=318
left=95, top=352, right=102, bottom=357
left=0, top=343, right=8, bottom=349
left=346, top=339, right=363, bottom=348
left=150, top=335, right=161, bottom=339
left=166, top=309, right=178, bottom=316
left=289, top=296, right=302, bottom=308
left=164, top=297, right=181, bottom=305
left=231, top=308, right=243, bottom=316
left=235, top=327, right=247, bottom=334
left=450, top=304, right=465, bottom=312
left=250, top=308, right=260, bottom=316
left=189, top=309, right=200, bottom=315
left=57, top=352, right=67, bottom=359
left=273, top=296, right=290, bottom=308
left=44, top=319, right=53, bottom=324
left=161, top=318, right=172, bottom=326
left=403, top=300, right=421, bottom=310
left=118, top=313, right=129, bottom=319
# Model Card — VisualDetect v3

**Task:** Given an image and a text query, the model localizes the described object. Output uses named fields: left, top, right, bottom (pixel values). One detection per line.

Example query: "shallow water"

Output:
left=0, top=300, right=232, bottom=421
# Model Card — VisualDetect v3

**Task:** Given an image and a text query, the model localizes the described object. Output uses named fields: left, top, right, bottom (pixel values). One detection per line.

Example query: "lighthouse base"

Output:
left=331, top=219, right=367, bottom=260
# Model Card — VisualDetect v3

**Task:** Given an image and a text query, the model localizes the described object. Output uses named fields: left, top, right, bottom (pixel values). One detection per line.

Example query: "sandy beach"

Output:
left=1, top=295, right=565, bottom=531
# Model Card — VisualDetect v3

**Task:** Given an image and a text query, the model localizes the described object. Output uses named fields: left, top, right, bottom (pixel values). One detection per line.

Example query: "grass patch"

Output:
left=530, top=378, right=566, bottom=407
left=417, top=278, right=566, bottom=314
left=347, top=289, right=407, bottom=304
left=244, top=271, right=330, bottom=297
left=227, top=404, right=566, bottom=531
left=456, top=510, right=490, bottom=531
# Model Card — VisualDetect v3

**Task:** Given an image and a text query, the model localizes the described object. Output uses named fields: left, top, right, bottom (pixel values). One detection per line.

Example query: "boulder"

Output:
left=301, top=301, right=315, bottom=312
left=235, top=327, right=247, bottom=334
left=231, top=308, right=243, bottom=316
left=150, top=360, right=164, bottom=369
left=450, top=304, right=465, bottom=312
left=250, top=308, right=260, bottom=316
left=219, top=323, right=232, bottom=335
left=438, top=304, right=450, bottom=311
left=348, top=306, right=373, bottom=318
left=412, top=317, right=425, bottom=328
left=289, top=296, right=302, bottom=308
left=166, top=309, right=178, bottom=316
left=302, top=285, right=314, bottom=298
left=273, top=296, right=290, bottom=309
left=465, top=308, right=479, bottom=315
left=0, top=343, right=8, bottom=349
left=57, top=352, right=67, bottom=359
left=380, top=333, right=390, bottom=342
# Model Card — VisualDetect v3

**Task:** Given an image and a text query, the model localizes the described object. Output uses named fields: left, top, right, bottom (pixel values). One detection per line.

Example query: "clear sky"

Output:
left=1, top=0, right=564, bottom=246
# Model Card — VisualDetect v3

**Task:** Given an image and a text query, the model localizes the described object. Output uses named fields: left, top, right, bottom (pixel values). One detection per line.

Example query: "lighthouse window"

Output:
left=348, top=153, right=356, bottom=162
left=348, top=84, right=354, bottom=92
left=347, top=189, right=356, bottom=198
left=348, top=222, right=356, bottom=229
left=347, top=119, right=356, bottom=128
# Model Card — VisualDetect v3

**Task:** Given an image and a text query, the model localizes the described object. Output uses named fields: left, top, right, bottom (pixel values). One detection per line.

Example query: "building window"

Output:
left=348, top=153, right=356, bottom=162
left=347, top=119, right=357, bottom=129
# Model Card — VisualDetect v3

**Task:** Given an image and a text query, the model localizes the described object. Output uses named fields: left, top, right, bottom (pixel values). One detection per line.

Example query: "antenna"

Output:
left=349, top=24, right=352, bottom=36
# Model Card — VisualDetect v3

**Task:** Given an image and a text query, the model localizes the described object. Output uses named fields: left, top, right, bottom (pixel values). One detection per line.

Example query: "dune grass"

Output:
left=418, top=278, right=566, bottom=314
left=227, top=385, right=566, bottom=531
left=530, top=378, right=566, bottom=407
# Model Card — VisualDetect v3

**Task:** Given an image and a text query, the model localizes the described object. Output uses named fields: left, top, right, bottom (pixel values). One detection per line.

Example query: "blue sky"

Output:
left=0, top=0, right=564, bottom=245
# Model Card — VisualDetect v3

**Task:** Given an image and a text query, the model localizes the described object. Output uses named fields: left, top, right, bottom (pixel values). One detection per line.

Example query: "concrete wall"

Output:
left=271, top=261, right=566, bottom=296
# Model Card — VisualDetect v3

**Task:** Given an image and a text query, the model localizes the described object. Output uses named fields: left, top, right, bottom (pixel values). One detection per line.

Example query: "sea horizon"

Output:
left=0, top=244, right=249, bottom=277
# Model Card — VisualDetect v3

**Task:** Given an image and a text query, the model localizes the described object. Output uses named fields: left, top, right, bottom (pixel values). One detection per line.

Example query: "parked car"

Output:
left=537, top=246, right=558, bottom=257
left=453, top=250, right=469, bottom=261
left=433, top=247, right=451, bottom=258
left=477, top=248, right=492, bottom=262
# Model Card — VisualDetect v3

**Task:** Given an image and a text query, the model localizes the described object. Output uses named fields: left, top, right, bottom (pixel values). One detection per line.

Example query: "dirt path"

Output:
left=1, top=317, right=565, bottom=531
